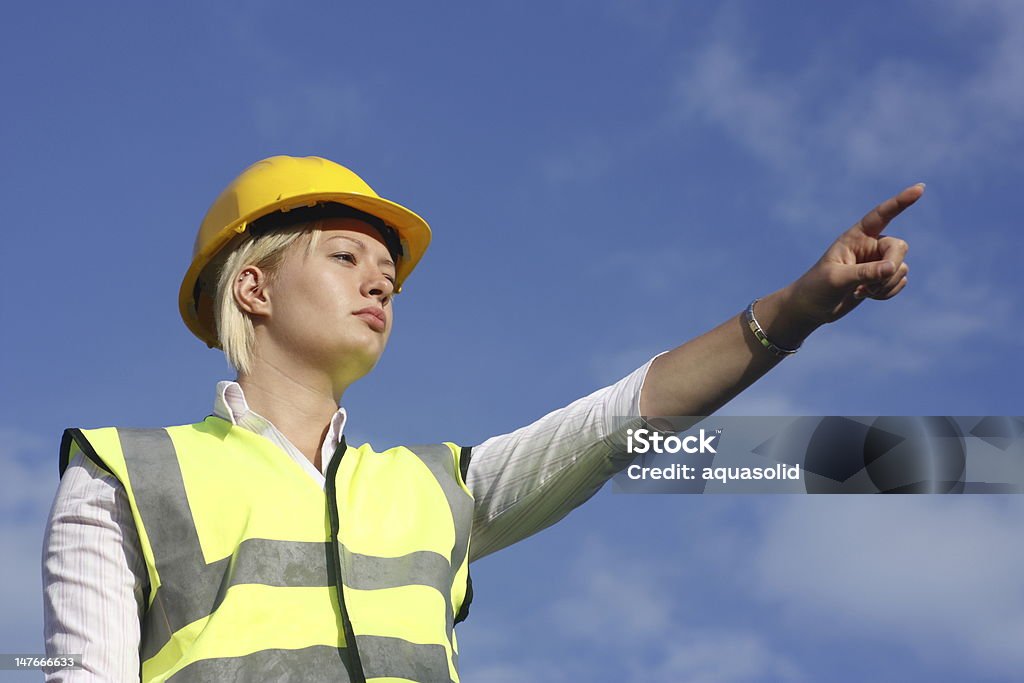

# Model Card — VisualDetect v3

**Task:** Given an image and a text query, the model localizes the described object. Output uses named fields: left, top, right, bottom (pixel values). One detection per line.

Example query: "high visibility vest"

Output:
left=59, top=416, right=475, bottom=683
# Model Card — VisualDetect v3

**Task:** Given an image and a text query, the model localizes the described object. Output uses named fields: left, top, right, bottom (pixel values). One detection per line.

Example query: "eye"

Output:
left=332, top=252, right=356, bottom=264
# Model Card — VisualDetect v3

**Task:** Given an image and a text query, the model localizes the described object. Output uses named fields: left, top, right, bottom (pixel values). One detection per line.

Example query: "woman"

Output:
left=43, top=155, right=919, bottom=682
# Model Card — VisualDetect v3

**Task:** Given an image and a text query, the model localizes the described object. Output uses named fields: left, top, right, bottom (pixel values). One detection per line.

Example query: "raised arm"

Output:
left=640, top=183, right=923, bottom=417
left=465, top=184, right=923, bottom=561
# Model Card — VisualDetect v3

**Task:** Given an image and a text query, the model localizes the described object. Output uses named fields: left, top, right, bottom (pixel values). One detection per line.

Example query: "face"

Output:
left=245, top=218, right=397, bottom=388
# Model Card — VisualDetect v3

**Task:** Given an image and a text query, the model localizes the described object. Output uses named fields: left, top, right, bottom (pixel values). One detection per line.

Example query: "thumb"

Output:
left=836, top=260, right=895, bottom=289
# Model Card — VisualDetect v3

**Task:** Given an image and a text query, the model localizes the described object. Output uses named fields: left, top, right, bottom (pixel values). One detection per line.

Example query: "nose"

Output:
left=361, top=266, right=394, bottom=305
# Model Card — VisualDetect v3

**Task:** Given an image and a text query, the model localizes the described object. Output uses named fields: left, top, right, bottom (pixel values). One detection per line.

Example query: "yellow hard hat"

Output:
left=179, top=155, right=432, bottom=348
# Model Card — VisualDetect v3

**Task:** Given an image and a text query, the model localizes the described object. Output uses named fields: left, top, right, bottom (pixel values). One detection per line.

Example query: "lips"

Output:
left=353, top=307, right=387, bottom=332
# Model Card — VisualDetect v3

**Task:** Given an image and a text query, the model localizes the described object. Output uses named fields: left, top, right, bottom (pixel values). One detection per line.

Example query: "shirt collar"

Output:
left=213, top=380, right=348, bottom=465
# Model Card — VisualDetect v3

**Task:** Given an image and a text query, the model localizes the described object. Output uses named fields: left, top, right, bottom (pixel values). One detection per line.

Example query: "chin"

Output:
left=331, top=345, right=385, bottom=384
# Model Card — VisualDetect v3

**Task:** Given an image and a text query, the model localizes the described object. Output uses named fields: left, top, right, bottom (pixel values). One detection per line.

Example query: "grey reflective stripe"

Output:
left=169, top=640, right=449, bottom=682
left=403, top=444, right=475, bottom=656
left=406, top=444, right=474, bottom=572
left=354, top=635, right=451, bottom=683
left=168, top=645, right=353, bottom=682
left=226, top=537, right=331, bottom=590
left=116, top=429, right=333, bottom=664
left=344, top=548, right=451, bottom=597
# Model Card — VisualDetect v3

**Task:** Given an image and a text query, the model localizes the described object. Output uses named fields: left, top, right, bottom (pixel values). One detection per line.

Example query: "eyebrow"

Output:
left=325, top=234, right=396, bottom=269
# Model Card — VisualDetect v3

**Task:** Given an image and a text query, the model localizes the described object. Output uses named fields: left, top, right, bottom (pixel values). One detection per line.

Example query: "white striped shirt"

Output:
left=42, top=359, right=654, bottom=681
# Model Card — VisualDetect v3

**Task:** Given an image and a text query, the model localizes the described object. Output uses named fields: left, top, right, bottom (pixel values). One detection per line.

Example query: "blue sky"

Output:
left=2, top=1, right=1022, bottom=681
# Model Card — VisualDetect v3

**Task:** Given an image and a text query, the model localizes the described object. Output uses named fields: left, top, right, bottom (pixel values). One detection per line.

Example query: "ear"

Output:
left=233, top=266, right=272, bottom=317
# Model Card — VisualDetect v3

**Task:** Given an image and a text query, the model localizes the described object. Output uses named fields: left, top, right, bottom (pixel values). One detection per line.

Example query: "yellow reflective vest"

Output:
left=60, top=416, right=475, bottom=683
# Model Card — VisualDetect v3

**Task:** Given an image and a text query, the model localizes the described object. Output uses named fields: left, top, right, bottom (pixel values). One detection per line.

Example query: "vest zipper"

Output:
left=325, top=436, right=367, bottom=683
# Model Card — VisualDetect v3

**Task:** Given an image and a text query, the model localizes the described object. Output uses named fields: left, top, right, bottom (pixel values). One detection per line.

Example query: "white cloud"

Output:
left=549, top=537, right=678, bottom=642
left=0, top=428, right=57, bottom=516
left=941, top=0, right=1024, bottom=121
left=674, top=36, right=807, bottom=175
left=543, top=536, right=806, bottom=683
left=751, top=496, right=1024, bottom=675
left=662, top=0, right=1024, bottom=277
left=0, top=523, right=47, bottom=650
left=673, top=2, right=1024, bottom=181
left=637, top=631, right=805, bottom=683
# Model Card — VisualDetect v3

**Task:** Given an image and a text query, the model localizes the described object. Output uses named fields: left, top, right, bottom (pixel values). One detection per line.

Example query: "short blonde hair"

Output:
left=214, top=223, right=321, bottom=375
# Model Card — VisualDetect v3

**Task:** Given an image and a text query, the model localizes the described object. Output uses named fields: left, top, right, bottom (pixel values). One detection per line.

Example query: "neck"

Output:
left=236, top=353, right=346, bottom=470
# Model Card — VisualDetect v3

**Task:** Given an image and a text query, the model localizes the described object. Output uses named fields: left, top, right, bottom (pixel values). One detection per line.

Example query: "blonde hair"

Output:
left=214, top=223, right=321, bottom=375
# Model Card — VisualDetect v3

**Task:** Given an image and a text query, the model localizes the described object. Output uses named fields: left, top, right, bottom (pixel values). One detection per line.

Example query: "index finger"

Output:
left=855, top=183, right=926, bottom=237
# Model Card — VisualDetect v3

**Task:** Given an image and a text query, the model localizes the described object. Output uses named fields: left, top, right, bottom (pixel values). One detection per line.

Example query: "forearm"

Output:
left=639, top=284, right=821, bottom=417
